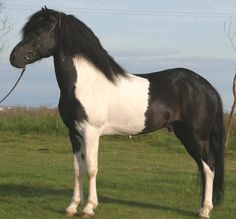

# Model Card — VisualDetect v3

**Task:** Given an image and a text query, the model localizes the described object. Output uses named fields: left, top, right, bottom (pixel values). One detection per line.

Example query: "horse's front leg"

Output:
left=81, top=126, right=100, bottom=217
left=66, top=131, right=85, bottom=217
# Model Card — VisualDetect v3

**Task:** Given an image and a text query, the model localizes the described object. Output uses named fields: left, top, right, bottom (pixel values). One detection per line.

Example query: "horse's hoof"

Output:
left=199, top=212, right=210, bottom=219
left=65, top=211, right=77, bottom=217
left=199, top=206, right=212, bottom=219
left=200, top=217, right=210, bottom=219
left=80, top=211, right=94, bottom=218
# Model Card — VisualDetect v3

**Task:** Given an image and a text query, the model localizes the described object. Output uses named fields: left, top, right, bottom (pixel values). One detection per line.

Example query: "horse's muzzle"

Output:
left=9, top=49, right=26, bottom=69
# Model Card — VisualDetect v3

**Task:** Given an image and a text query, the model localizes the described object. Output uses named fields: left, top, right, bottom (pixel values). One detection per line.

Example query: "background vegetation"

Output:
left=0, top=107, right=235, bottom=219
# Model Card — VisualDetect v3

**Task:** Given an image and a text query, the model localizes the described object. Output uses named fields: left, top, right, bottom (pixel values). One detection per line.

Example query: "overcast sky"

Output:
left=0, top=0, right=236, bottom=111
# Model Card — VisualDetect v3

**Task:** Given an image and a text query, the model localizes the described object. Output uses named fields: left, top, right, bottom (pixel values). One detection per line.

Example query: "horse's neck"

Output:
left=53, top=53, right=75, bottom=98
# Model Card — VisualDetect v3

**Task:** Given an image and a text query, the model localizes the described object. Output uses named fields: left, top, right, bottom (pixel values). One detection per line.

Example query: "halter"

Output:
left=48, top=12, right=62, bottom=33
left=0, top=13, right=61, bottom=105
left=1, top=12, right=62, bottom=105
left=24, top=47, right=38, bottom=61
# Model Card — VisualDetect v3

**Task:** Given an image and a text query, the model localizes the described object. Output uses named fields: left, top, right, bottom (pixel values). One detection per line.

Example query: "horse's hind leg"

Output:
left=192, top=139, right=215, bottom=218
left=200, top=157, right=214, bottom=218
left=173, top=123, right=214, bottom=219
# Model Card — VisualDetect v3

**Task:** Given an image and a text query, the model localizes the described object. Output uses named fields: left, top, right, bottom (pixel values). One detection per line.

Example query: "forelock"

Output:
left=22, top=9, right=58, bottom=38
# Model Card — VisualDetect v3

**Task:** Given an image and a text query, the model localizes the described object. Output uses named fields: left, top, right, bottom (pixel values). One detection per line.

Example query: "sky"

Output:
left=0, top=0, right=236, bottom=111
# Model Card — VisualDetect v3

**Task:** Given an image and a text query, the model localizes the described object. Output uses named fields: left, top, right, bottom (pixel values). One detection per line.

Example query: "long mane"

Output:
left=57, top=13, right=127, bottom=81
left=23, top=8, right=126, bottom=82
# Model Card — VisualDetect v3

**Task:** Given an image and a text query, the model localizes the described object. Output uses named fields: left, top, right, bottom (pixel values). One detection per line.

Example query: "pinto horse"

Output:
left=10, top=7, right=224, bottom=218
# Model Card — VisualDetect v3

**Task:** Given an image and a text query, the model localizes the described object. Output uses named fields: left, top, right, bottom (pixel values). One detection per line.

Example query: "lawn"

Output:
left=0, top=108, right=235, bottom=219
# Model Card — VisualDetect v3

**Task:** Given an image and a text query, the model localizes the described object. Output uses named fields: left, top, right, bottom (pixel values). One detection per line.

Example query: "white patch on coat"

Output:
left=73, top=57, right=150, bottom=135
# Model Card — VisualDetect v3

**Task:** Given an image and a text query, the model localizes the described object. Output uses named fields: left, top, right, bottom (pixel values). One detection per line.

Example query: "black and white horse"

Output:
left=10, top=8, right=225, bottom=218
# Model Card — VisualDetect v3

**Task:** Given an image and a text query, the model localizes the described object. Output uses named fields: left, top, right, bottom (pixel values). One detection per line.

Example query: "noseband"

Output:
left=24, top=47, right=38, bottom=61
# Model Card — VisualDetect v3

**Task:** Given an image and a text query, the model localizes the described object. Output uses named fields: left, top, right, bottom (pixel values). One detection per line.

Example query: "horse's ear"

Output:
left=41, top=5, right=48, bottom=11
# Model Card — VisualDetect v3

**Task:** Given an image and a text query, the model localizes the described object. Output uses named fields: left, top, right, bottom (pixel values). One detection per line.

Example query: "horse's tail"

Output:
left=210, top=95, right=225, bottom=206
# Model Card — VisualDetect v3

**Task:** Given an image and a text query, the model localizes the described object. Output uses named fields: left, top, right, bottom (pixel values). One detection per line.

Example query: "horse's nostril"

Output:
left=10, top=52, right=16, bottom=65
left=10, top=53, right=15, bottom=61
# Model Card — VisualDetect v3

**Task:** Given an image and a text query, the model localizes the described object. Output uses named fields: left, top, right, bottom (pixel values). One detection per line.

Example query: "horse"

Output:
left=10, top=7, right=225, bottom=218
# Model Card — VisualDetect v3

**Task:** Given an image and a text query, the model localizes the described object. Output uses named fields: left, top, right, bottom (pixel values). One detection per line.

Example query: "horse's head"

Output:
left=10, top=7, right=59, bottom=68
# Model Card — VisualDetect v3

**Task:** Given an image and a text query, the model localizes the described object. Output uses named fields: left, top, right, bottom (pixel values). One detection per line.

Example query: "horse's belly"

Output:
left=101, top=119, right=146, bottom=135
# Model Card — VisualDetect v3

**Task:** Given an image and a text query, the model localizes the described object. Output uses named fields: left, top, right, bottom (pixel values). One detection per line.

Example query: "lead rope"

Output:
left=0, top=68, right=25, bottom=104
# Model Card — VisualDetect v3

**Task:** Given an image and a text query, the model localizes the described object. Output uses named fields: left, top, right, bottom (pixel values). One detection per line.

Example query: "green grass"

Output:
left=0, top=107, right=67, bottom=135
left=0, top=108, right=235, bottom=219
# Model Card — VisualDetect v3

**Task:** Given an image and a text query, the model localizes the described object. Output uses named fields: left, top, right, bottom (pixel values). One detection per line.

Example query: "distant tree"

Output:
left=0, top=1, right=12, bottom=53
left=224, top=17, right=236, bottom=148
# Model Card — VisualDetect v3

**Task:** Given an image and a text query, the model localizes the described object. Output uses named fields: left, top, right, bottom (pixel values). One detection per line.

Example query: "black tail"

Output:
left=210, top=95, right=225, bottom=206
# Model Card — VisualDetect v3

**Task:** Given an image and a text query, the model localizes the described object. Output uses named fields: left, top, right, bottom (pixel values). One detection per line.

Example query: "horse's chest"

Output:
left=76, top=75, right=150, bottom=135
left=73, top=58, right=150, bottom=134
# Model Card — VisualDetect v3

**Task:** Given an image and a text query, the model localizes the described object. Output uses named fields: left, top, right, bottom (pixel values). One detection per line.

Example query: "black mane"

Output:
left=23, top=8, right=127, bottom=82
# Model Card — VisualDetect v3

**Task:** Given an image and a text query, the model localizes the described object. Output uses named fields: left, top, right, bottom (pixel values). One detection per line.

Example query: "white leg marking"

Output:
left=199, top=160, right=214, bottom=218
left=81, top=125, right=100, bottom=217
left=66, top=152, right=85, bottom=216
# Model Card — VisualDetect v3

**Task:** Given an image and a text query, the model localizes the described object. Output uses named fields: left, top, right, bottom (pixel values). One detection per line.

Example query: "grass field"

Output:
left=0, top=108, right=235, bottom=219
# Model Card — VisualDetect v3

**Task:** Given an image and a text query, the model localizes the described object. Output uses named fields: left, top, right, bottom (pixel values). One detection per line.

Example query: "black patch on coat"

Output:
left=54, top=53, right=88, bottom=154
left=81, top=154, right=85, bottom=160
left=139, top=67, right=225, bottom=205
left=138, top=68, right=217, bottom=133
left=69, top=131, right=82, bottom=154
left=54, top=53, right=88, bottom=130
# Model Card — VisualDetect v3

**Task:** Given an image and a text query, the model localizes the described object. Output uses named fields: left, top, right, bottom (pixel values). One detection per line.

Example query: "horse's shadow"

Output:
left=99, top=195, right=197, bottom=217
left=0, top=183, right=197, bottom=218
